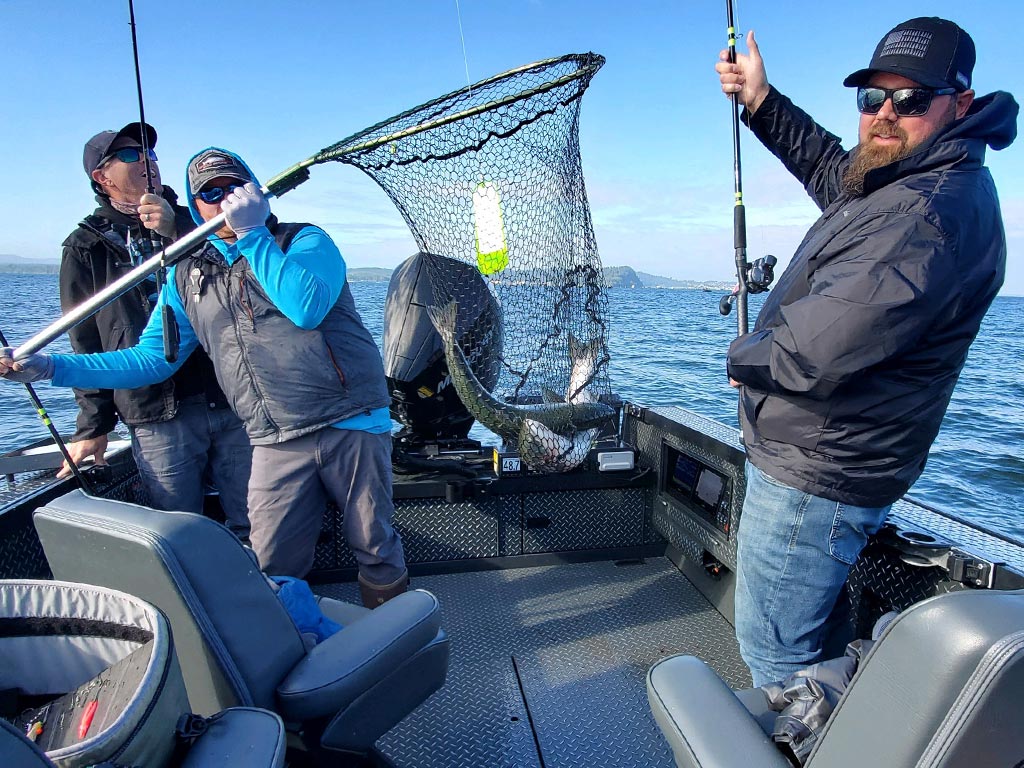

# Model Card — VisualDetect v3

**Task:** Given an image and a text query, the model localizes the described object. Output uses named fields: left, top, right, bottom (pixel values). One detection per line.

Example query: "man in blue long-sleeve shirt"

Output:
left=3, top=148, right=408, bottom=607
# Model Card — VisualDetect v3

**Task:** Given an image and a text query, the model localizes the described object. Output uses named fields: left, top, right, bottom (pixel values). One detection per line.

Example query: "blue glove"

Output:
left=222, top=182, right=270, bottom=239
left=0, top=347, right=54, bottom=383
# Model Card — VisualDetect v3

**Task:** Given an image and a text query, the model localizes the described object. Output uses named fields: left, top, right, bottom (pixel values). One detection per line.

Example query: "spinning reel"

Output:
left=719, top=254, right=777, bottom=317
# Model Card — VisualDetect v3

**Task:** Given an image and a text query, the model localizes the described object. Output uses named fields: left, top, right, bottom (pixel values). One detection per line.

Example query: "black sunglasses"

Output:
left=857, top=86, right=956, bottom=117
left=196, top=183, right=244, bottom=204
left=100, top=146, right=158, bottom=165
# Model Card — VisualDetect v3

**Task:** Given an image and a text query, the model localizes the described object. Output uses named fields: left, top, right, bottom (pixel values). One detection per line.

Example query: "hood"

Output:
left=943, top=90, right=1018, bottom=150
left=184, top=147, right=261, bottom=259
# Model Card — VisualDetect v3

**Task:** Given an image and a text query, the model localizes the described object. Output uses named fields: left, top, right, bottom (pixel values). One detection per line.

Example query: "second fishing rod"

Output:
left=127, top=0, right=179, bottom=365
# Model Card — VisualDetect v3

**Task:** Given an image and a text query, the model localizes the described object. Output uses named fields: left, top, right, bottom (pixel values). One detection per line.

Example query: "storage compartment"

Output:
left=0, top=579, right=189, bottom=768
left=312, top=464, right=654, bottom=576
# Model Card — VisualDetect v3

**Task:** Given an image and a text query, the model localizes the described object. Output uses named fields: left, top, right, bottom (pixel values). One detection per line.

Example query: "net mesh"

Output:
left=327, top=53, right=613, bottom=471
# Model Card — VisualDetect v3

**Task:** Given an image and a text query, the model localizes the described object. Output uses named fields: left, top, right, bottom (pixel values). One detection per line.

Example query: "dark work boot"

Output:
left=358, top=570, right=409, bottom=608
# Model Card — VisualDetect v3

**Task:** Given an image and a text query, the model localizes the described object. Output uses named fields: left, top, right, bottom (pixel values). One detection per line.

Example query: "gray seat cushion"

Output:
left=33, top=489, right=450, bottom=756
left=648, top=589, right=1024, bottom=768
left=647, top=654, right=790, bottom=768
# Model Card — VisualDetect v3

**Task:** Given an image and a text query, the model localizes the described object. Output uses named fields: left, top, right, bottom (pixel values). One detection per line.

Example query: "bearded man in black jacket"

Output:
left=59, top=122, right=252, bottom=537
left=715, top=18, right=1017, bottom=686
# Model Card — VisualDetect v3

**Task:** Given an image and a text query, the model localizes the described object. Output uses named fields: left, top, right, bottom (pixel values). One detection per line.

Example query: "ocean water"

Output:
left=1, top=273, right=1021, bottom=540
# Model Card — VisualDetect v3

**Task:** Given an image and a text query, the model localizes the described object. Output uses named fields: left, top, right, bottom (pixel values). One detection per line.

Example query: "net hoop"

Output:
left=316, top=52, right=605, bottom=166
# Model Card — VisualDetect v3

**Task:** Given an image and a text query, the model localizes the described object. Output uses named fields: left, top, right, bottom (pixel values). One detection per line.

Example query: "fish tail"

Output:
left=567, top=332, right=582, bottom=362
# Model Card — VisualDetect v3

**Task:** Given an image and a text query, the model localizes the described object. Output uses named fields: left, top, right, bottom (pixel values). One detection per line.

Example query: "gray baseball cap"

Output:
left=187, top=149, right=252, bottom=196
left=83, top=122, right=157, bottom=179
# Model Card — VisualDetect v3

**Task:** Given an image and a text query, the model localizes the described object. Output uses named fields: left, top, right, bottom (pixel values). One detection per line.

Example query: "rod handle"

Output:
left=734, top=201, right=746, bottom=250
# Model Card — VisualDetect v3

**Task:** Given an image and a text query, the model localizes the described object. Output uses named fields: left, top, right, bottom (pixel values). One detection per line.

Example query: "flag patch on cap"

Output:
left=880, top=29, right=932, bottom=59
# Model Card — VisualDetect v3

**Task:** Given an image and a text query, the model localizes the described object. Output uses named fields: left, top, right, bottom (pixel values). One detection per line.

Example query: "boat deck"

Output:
left=5, top=405, right=1023, bottom=766
left=316, top=557, right=748, bottom=768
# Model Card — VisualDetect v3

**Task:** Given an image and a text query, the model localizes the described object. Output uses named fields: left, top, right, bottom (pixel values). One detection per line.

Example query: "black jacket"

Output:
left=59, top=187, right=229, bottom=440
left=728, top=87, right=1018, bottom=507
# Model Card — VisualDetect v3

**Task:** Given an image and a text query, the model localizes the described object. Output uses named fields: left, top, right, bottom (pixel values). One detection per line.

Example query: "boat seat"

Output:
left=2, top=707, right=287, bottom=768
left=33, top=490, right=450, bottom=761
left=647, top=588, right=1024, bottom=768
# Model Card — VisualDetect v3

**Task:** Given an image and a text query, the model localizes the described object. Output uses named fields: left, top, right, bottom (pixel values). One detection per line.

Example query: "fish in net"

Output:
left=327, top=53, right=614, bottom=471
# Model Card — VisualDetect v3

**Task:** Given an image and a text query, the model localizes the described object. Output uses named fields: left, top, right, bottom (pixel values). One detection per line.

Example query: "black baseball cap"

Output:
left=83, top=122, right=158, bottom=179
left=844, top=17, right=975, bottom=92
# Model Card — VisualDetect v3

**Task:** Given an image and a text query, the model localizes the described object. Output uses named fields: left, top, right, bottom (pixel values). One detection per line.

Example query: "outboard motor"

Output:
left=383, top=252, right=502, bottom=447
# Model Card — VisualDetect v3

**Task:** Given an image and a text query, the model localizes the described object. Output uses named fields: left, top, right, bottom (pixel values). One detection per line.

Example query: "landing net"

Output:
left=326, top=53, right=613, bottom=470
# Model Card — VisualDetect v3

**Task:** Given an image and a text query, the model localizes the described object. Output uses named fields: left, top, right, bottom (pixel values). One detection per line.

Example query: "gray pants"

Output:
left=247, top=427, right=406, bottom=583
left=131, top=397, right=252, bottom=538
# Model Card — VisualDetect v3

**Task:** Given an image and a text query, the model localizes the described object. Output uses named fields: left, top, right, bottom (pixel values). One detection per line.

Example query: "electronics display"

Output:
left=660, top=443, right=731, bottom=536
left=695, top=469, right=724, bottom=510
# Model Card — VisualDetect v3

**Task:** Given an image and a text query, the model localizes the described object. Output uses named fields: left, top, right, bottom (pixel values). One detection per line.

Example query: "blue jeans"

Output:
left=130, top=397, right=252, bottom=538
left=735, top=461, right=891, bottom=687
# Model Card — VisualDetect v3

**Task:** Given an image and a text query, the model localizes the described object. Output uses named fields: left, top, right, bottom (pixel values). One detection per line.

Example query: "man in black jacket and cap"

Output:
left=715, top=18, right=1017, bottom=686
left=59, top=122, right=252, bottom=537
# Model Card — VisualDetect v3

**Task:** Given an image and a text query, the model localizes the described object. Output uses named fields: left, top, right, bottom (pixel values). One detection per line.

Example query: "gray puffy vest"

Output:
left=176, top=223, right=390, bottom=444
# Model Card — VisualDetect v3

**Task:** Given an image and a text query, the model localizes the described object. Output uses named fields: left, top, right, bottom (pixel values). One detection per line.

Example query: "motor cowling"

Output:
left=383, top=252, right=502, bottom=443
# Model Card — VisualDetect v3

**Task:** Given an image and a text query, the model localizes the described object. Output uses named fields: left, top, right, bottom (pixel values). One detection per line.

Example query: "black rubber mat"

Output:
left=315, top=557, right=749, bottom=767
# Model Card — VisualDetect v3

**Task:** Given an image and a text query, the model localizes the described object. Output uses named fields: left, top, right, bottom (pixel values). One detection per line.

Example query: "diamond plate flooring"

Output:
left=315, top=557, right=749, bottom=768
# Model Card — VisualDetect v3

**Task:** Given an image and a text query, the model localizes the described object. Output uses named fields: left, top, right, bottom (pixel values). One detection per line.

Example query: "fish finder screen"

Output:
left=661, top=442, right=731, bottom=536
left=671, top=453, right=699, bottom=492
left=695, top=469, right=725, bottom=510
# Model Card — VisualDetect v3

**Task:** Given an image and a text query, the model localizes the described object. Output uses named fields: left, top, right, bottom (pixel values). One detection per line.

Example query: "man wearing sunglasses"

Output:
left=714, top=18, right=1017, bottom=687
left=4, top=147, right=408, bottom=607
left=56, top=123, right=252, bottom=539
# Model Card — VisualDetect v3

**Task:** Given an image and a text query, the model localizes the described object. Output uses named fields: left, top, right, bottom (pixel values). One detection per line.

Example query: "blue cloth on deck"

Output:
left=270, top=576, right=343, bottom=643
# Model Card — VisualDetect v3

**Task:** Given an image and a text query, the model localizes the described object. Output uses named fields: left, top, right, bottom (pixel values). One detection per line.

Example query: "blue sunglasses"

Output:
left=101, top=146, right=158, bottom=165
left=196, top=183, right=244, bottom=204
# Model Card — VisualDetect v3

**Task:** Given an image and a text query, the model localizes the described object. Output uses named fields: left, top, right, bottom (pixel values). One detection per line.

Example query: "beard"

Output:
left=842, top=122, right=913, bottom=196
left=842, top=99, right=957, bottom=195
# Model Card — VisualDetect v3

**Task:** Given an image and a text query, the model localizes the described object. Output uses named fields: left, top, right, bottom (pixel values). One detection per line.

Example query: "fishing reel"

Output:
left=719, top=255, right=778, bottom=316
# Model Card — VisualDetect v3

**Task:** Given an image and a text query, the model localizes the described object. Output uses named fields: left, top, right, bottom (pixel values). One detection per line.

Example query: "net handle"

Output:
left=14, top=162, right=314, bottom=360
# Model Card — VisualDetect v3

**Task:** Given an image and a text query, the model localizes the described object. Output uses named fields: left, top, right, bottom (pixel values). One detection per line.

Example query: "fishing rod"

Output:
left=127, top=0, right=178, bottom=364
left=718, top=0, right=776, bottom=336
left=0, top=328, right=94, bottom=493
left=12, top=53, right=602, bottom=361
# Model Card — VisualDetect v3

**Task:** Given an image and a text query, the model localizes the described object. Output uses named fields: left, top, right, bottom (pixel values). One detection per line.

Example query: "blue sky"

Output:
left=1, top=0, right=1020, bottom=294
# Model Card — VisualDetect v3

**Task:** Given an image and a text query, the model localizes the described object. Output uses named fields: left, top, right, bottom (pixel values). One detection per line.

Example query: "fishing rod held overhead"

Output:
left=719, top=1, right=776, bottom=335
left=127, top=0, right=179, bottom=364
left=127, top=0, right=155, bottom=203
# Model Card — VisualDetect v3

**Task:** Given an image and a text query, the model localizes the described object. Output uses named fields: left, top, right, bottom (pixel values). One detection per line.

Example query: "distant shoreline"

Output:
left=0, top=263, right=732, bottom=289
left=0, top=263, right=60, bottom=274
left=0, top=264, right=728, bottom=289
left=2, top=264, right=1019, bottom=298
